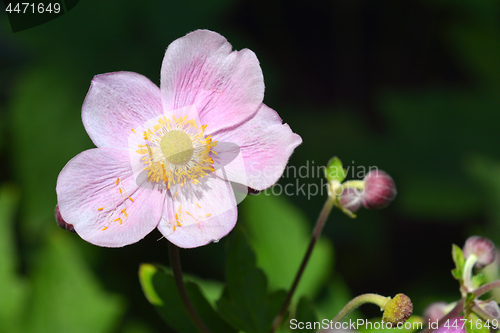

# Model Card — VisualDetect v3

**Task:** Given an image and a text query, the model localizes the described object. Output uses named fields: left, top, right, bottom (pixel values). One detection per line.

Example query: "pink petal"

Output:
left=214, top=104, right=302, bottom=190
left=56, top=148, right=165, bottom=247
left=160, top=30, right=264, bottom=133
left=211, top=141, right=248, bottom=191
left=82, top=72, right=163, bottom=149
left=157, top=175, right=237, bottom=248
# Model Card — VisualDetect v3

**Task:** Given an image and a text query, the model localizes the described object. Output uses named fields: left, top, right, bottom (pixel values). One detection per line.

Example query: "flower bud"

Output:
left=382, top=293, right=413, bottom=326
left=361, top=170, right=397, bottom=209
left=247, top=187, right=261, bottom=195
left=423, top=301, right=448, bottom=323
left=463, top=236, right=496, bottom=269
left=55, top=205, right=76, bottom=233
left=477, top=300, right=500, bottom=319
left=339, top=187, right=363, bottom=213
left=435, top=317, right=465, bottom=333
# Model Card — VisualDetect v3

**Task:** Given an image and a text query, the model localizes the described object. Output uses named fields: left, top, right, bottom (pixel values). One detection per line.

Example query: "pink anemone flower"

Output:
left=56, top=30, right=302, bottom=248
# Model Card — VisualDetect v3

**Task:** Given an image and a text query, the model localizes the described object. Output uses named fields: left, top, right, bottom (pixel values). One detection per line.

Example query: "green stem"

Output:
left=269, top=195, right=337, bottom=333
left=331, top=293, right=391, bottom=323
left=475, top=279, right=500, bottom=297
left=341, top=180, right=365, bottom=191
left=462, top=254, right=478, bottom=294
left=471, top=303, right=497, bottom=322
left=168, top=242, right=212, bottom=333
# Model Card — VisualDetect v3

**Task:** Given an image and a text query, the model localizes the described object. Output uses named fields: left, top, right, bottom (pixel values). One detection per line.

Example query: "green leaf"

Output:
left=466, top=292, right=476, bottom=306
left=184, top=275, right=225, bottom=309
left=242, top=194, right=334, bottom=304
left=25, top=233, right=124, bottom=333
left=471, top=273, right=484, bottom=289
left=465, top=315, right=490, bottom=333
left=139, top=264, right=236, bottom=333
left=216, top=228, right=287, bottom=333
left=325, top=156, right=346, bottom=184
left=294, top=297, right=319, bottom=333
left=0, top=184, right=27, bottom=333
left=452, top=244, right=465, bottom=280
left=452, top=268, right=463, bottom=280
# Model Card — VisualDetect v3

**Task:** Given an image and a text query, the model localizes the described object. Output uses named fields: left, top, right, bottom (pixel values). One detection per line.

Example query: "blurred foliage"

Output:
left=242, top=194, right=334, bottom=304
left=2, top=0, right=500, bottom=332
left=0, top=184, right=124, bottom=333
left=139, top=264, right=236, bottom=333
left=216, top=228, right=286, bottom=333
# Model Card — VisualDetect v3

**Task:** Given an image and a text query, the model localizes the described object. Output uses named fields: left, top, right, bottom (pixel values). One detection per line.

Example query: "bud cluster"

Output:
left=325, top=160, right=397, bottom=217
left=425, top=236, right=500, bottom=332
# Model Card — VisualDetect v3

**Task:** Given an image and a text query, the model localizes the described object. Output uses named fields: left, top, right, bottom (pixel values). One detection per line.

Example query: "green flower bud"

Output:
left=382, top=293, right=413, bottom=326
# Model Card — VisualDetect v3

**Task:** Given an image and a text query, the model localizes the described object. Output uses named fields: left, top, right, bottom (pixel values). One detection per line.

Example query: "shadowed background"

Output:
left=1, top=0, right=500, bottom=332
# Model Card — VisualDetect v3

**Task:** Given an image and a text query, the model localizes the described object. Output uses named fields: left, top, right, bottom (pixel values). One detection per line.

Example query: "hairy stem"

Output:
left=269, top=195, right=336, bottom=333
left=331, top=293, right=391, bottom=324
left=475, top=279, right=500, bottom=297
left=168, top=242, right=212, bottom=333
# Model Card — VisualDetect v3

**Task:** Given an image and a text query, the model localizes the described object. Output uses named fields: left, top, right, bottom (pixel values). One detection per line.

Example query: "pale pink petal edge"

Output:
left=214, top=104, right=302, bottom=190
left=56, top=148, right=164, bottom=247
left=82, top=71, right=163, bottom=149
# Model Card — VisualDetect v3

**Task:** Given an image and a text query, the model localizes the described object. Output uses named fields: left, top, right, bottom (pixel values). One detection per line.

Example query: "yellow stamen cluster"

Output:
left=135, top=115, right=218, bottom=189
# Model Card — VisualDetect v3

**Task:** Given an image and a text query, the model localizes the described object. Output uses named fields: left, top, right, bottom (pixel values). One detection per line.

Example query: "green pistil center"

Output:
left=160, top=130, right=194, bottom=165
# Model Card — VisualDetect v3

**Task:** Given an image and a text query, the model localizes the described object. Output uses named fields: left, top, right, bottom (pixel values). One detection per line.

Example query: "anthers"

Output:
left=164, top=202, right=212, bottom=232
left=99, top=178, right=134, bottom=231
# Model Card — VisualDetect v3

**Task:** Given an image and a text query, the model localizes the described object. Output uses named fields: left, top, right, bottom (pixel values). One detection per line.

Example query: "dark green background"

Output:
left=2, top=0, right=500, bottom=332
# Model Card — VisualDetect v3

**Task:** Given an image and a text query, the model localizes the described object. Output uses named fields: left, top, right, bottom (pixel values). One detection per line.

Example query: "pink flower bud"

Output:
left=423, top=301, right=448, bottom=323
left=339, top=187, right=363, bottom=213
left=361, top=170, right=397, bottom=209
left=477, top=300, right=500, bottom=319
left=435, top=317, right=465, bottom=333
left=55, top=205, right=76, bottom=233
left=463, top=236, right=496, bottom=269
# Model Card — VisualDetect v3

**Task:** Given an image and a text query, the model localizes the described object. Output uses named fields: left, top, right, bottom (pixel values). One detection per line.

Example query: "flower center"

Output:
left=160, top=130, right=194, bottom=164
left=134, top=114, right=217, bottom=189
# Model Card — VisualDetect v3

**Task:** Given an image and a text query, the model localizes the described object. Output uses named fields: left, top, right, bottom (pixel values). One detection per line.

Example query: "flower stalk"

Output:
left=331, top=293, right=412, bottom=326
left=332, top=293, right=391, bottom=323
left=270, top=194, right=337, bottom=332
left=462, top=253, right=478, bottom=293
left=168, top=242, right=212, bottom=333
left=270, top=158, right=398, bottom=332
